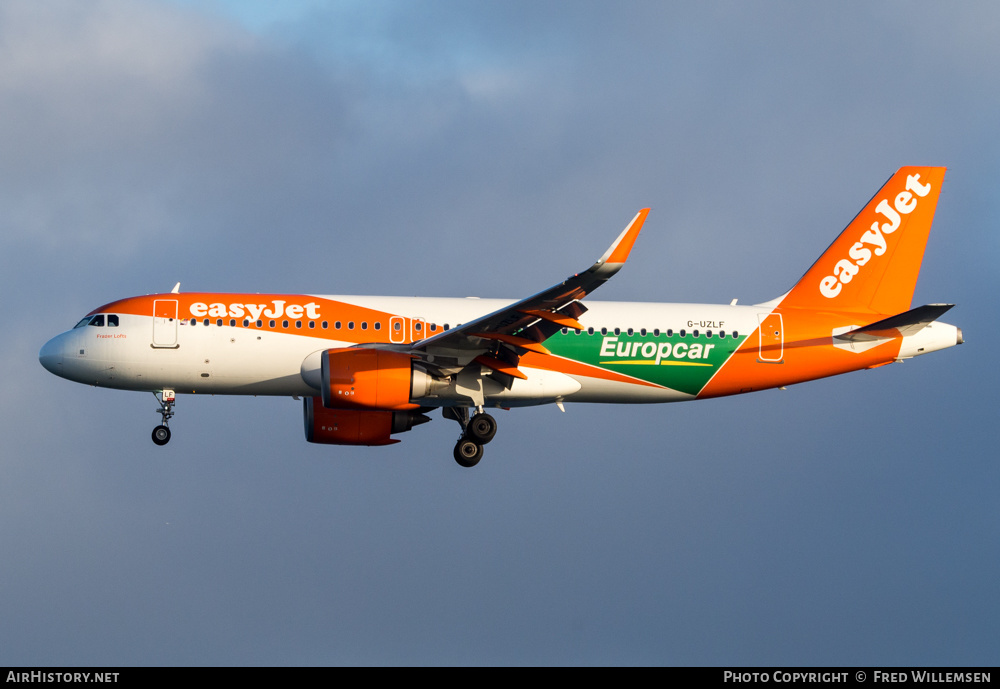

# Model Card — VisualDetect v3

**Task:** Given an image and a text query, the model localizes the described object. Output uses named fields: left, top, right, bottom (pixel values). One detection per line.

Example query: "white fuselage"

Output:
left=39, top=296, right=764, bottom=405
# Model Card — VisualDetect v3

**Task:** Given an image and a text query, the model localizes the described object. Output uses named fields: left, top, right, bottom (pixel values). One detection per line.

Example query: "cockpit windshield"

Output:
left=73, top=314, right=118, bottom=328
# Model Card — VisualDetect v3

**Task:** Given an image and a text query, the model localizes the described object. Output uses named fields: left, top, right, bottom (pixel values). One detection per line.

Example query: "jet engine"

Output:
left=303, top=397, right=430, bottom=446
left=320, top=347, right=441, bottom=411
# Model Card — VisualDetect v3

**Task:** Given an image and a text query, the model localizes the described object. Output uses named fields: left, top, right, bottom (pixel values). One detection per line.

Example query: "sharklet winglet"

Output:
left=596, top=208, right=650, bottom=267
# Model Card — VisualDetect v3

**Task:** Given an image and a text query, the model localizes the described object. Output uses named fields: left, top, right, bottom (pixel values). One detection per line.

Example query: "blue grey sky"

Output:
left=2, top=1, right=997, bottom=665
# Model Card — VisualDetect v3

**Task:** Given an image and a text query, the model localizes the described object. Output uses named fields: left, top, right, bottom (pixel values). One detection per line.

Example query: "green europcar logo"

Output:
left=547, top=331, right=746, bottom=396
left=599, top=336, right=716, bottom=366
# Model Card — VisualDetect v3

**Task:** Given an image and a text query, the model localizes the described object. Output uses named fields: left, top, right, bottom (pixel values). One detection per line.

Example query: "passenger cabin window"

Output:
left=89, top=315, right=105, bottom=327
left=374, top=322, right=381, bottom=331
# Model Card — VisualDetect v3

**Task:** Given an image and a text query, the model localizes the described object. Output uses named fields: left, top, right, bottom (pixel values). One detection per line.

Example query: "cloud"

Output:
left=4, top=0, right=999, bottom=665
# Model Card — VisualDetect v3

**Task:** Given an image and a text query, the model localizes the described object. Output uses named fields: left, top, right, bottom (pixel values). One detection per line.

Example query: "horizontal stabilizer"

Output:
left=836, top=304, right=954, bottom=342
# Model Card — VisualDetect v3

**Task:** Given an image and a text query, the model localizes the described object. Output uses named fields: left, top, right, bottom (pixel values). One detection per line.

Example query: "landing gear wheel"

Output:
left=152, top=390, right=176, bottom=446
left=152, top=425, right=171, bottom=446
left=466, top=413, right=497, bottom=445
left=454, top=439, right=484, bottom=468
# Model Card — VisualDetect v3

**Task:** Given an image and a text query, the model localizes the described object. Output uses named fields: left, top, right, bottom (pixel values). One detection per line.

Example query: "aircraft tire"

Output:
left=454, top=439, right=484, bottom=468
left=466, top=413, right=497, bottom=445
left=152, top=425, right=171, bottom=446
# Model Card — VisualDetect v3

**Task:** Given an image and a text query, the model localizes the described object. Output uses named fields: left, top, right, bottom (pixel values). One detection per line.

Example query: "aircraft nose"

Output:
left=39, top=335, right=65, bottom=375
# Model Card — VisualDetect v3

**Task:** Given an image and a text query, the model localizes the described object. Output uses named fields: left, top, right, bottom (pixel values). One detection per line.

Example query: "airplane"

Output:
left=39, top=166, right=962, bottom=467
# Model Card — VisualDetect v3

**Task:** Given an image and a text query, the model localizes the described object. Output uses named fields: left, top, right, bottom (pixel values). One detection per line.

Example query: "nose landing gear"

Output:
left=151, top=389, right=175, bottom=446
left=444, top=406, right=497, bottom=468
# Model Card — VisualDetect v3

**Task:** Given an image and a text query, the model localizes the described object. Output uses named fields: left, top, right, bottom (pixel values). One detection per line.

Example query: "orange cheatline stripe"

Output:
left=470, top=332, right=551, bottom=354
left=519, top=309, right=584, bottom=330
left=474, top=355, right=528, bottom=380
left=90, top=293, right=403, bottom=344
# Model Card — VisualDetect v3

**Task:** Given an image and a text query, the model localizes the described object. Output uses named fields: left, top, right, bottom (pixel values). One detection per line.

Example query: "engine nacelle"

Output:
left=303, top=397, right=430, bottom=446
left=321, top=347, right=421, bottom=411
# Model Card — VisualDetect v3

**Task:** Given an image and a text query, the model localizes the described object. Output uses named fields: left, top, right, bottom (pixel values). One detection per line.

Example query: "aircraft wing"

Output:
left=408, top=209, right=649, bottom=383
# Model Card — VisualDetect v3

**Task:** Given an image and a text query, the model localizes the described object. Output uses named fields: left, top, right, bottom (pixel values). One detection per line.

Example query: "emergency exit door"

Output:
left=758, top=312, right=783, bottom=363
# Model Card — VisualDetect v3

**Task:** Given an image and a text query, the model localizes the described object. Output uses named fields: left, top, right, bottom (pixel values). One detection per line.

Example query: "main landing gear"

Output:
left=444, top=407, right=497, bottom=468
left=151, top=389, right=175, bottom=446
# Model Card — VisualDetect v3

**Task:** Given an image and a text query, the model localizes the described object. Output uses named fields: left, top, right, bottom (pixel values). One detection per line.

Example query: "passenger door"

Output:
left=152, top=300, right=178, bottom=348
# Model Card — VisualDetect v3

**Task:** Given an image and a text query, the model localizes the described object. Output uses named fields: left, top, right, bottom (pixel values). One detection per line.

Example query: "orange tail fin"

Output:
left=779, top=166, right=946, bottom=315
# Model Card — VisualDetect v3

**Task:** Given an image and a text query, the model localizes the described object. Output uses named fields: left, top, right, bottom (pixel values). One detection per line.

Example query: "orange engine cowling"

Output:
left=321, top=347, right=419, bottom=411
left=303, top=397, right=430, bottom=446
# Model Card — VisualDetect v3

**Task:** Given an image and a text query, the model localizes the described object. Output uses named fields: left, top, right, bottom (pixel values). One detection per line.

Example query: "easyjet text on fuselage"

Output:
left=188, top=300, right=322, bottom=321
